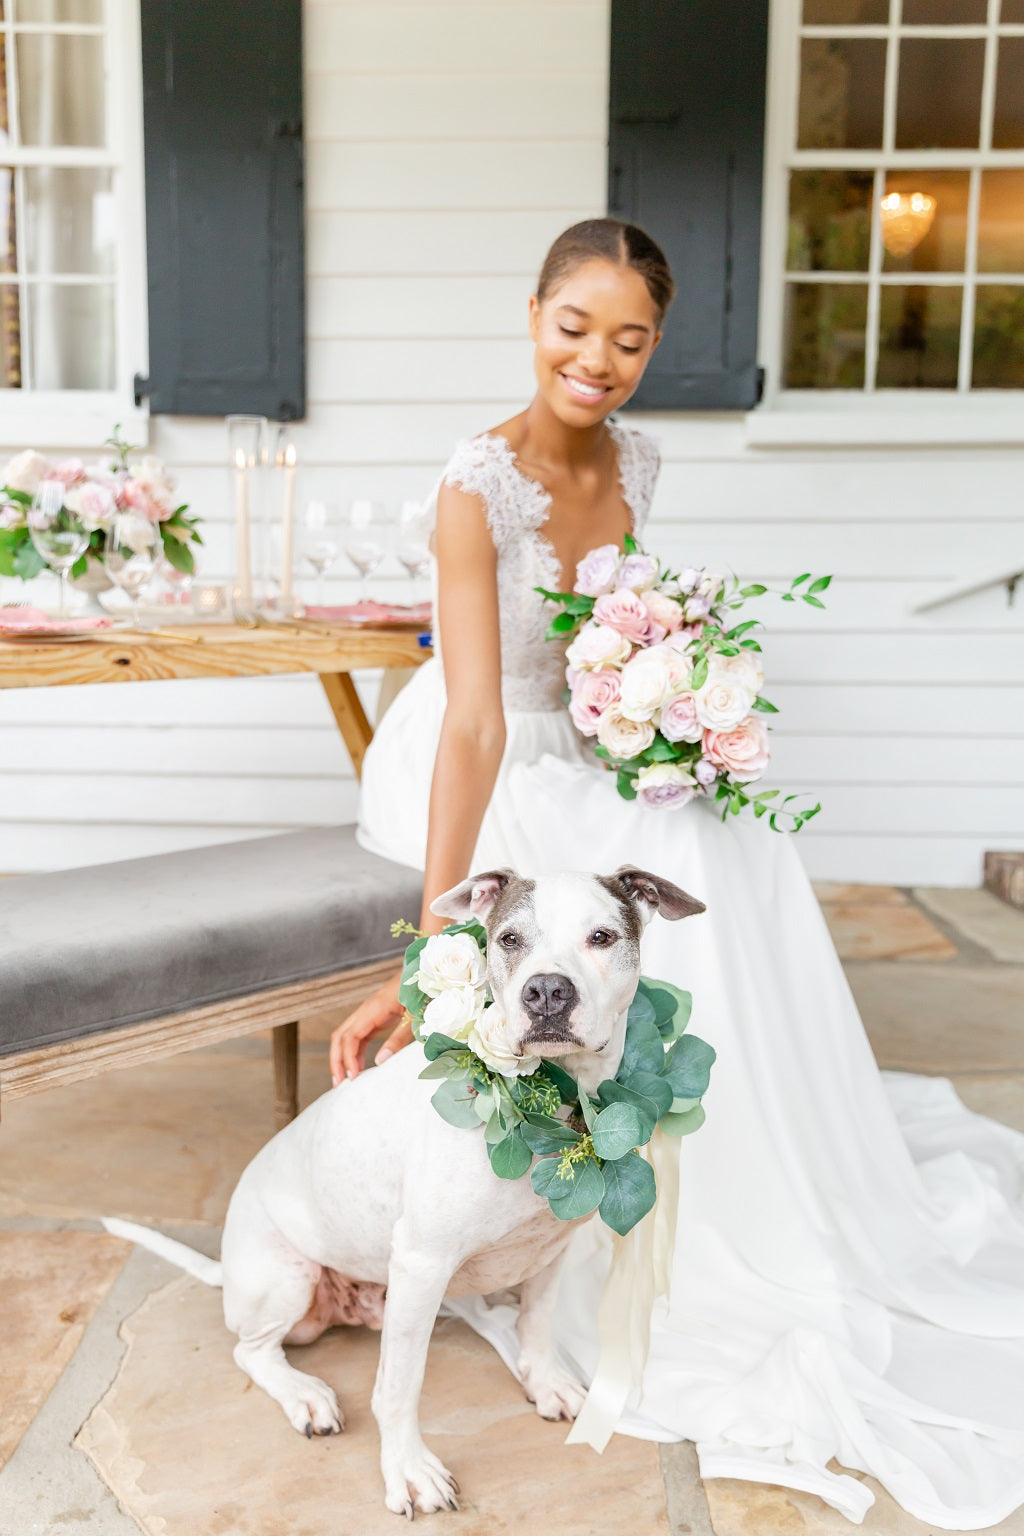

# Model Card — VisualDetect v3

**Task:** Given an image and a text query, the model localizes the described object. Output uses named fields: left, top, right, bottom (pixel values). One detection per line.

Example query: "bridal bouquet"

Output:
left=395, top=920, right=715, bottom=1236
left=0, top=427, right=202, bottom=582
left=538, top=537, right=829, bottom=831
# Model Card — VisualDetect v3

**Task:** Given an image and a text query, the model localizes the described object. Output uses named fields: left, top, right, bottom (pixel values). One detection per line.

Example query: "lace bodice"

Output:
left=429, top=421, right=659, bottom=712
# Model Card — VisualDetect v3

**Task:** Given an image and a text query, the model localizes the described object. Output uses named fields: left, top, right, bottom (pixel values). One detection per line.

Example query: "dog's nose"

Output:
left=521, top=973, right=578, bottom=1019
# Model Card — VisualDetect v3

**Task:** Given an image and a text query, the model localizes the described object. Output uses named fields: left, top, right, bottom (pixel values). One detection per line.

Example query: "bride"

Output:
left=330, top=218, right=1024, bottom=1530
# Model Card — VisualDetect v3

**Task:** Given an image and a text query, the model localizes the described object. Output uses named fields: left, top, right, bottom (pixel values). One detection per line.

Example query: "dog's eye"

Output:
left=498, top=931, right=520, bottom=949
left=589, top=929, right=617, bottom=947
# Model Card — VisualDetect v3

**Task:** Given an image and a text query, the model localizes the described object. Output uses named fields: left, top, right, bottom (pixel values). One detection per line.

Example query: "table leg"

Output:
left=319, top=671, right=373, bottom=779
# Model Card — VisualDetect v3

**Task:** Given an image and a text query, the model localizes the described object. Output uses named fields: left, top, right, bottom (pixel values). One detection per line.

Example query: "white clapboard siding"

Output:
left=2, top=0, right=1022, bottom=883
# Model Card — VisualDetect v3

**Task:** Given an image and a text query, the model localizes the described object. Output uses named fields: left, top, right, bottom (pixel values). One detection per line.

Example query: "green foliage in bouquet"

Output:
left=397, top=920, right=715, bottom=1236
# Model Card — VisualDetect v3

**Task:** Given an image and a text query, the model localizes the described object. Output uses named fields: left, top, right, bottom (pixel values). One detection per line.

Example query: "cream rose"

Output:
left=565, top=620, right=632, bottom=672
left=111, top=510, right=157, bottom=555
left=642, top=587, right=683, bottom=634
left=712, top=650, right=765, bottom=694
left=695, top=674, right=754, bottom=731
left=2, top=449, right=50, bottom=495
left=416, top=932, right=486, bottom=998
left=422, top=984, right=486, bottom=1042
left=469, top=1004, right=541, bottom=1078
left=618, top=652, right=674, bottom=723
left=702, top=717, right=771, bottom=783
left=596, top=705, right=655, bottom=760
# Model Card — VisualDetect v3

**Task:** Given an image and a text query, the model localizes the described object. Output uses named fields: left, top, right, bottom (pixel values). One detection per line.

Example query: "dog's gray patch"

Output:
left=596, top=874, right=645, bottom=945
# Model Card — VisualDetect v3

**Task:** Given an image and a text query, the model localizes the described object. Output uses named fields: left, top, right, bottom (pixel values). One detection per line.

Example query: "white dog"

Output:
left=108, top=864, right=703, bottom=1518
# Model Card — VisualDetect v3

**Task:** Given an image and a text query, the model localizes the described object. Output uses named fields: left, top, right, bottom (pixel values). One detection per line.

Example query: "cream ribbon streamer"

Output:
left=566, top=1127, right=681, bottom=1452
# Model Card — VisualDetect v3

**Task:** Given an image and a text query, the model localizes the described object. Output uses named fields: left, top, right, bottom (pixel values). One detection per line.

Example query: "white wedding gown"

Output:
left=357, top=425, right=1024, bottom=1530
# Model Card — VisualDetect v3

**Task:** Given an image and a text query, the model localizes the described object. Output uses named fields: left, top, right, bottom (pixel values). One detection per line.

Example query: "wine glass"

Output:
left=395, top=500, right=432, bottom=602
left=27, top=479, right=90, bottom=618
left=104, top=512, right=163, bottom=629
left=344, top=499, right=384, bottom=604
left=301, top=500, right=340, bottom=609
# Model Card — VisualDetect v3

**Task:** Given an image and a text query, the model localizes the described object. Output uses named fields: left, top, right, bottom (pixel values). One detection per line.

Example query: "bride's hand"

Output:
left=329, top=970, right=411, bottom=1084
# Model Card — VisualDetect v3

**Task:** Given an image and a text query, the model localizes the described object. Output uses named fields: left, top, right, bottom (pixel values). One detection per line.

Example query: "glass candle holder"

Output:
left=226, top=415, right=267, bottom=617
left=267, top=422, right=299, bottom=617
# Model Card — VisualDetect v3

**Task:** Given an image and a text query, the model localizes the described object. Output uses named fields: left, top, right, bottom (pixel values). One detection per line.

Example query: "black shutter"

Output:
left=138, top=0, right=305, bottom=419
left=609, top=0, right=769, bottom=411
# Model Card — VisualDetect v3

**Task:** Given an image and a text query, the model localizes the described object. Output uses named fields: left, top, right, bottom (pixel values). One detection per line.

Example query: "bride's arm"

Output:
left=330, top=484, right=504, bottom=1081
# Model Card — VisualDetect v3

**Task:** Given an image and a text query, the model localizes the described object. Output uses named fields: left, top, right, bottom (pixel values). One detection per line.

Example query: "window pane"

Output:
left=25, top=282, right=114, bottom=388
left=21, top=167, right=115, bottom=274
left=0, top=167, right=16, bottom=274
left=787, top=170, right=873, bottom=271
left=896, top=39, right=984, bottom=148
left=0, top=285, right=24, bottom=386
left=880, top=170, right=969, bottom=272
left=902, top=0, right=986, bottom=20
left=798, top=39, right=887, bottom=148
left=783, top=282, right=868, bottom=386
left=977, top=170, right=1024, bottom=272
left=14, top=0, right=103, bottom=18
left=876, top=284, right=961, bottom=387
left=973, top=285, right=1024, bottom=386
left=802, top=0, right=888, bottom=19
left=993, top=38, right=1024, bottom=148
left=15, top=33, right=105, bottom=147
left=999, top=0, right=1024, bottom=18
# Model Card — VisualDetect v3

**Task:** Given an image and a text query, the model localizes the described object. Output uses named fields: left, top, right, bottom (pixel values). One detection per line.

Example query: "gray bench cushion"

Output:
left=0, top=828, right=422, bottom=1056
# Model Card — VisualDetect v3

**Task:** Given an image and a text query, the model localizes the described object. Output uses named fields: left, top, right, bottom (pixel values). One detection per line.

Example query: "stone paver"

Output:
left=915, top=886, right=1024, bottom=964
left=949, top=1073, right=1024, bottom=1135
left=820, top=902, right=956, bottom=961
left=845, top=961, right=1024, bottom=1074
left=704, top=1471, right=1024, bottom=1535
left=813, top=884, right=909, bottom=906
left=77, top=1274, right=669, bottom=1536
left=0, top=1230, right=129, bottom=1469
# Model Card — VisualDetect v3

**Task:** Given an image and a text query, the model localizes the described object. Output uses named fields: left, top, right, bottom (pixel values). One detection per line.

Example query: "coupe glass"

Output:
left=395, top=499, right=431, bottom=601
left=344, top=499, right=384, bottom=602
left=301, top=500, right=340, bottom=608
left=104, top=512, right=163, bottom=628
left=27, top=479, right=90, bottom=617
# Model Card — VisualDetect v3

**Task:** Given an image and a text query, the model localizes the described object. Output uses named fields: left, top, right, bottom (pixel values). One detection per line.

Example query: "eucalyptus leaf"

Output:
left=596, top=1081, right=658, bottom=1143
left=660, top=1104, right=707, bottom=1137
left=547, top=1159, right=606, bottom=1221
left=591, top=1102, right=643, bottom=1160
left=423, top=1032, right=466, bottom=1061
left=624, top=1071, right=674, bottom=1116
left=430, top=1077, right=482, bottom=1129
left=663, top=1033, right=717, bottom=1098
left=520, top=1118, right=579, bottom=1154
left=488, top=1127, right=533, bottom=1180
left=484, top=1112, right=508, bottom=1145
left=417, top=1058, right=459, bottom=1081
left=538, top=1059, right=580, bottom=1102
left=598, top=1152, right=656, bottom=1235
left=399, top=980, right=432, bottom=1018
left=580, top=1094, right=598, bottom=1132
left=626, top=988, right=656, bottom=1031
left=530, top=1156, right=564, bottom=1198
left=620, top=1013, right=667, bottom=1078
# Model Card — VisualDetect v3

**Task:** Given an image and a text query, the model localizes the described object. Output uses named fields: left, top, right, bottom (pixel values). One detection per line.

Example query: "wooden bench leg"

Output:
left=272, top=1021, right=299, bottom=1129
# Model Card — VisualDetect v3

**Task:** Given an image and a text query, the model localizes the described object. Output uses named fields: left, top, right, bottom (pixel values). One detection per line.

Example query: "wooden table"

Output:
left=0, top=621, right=430, bottom=777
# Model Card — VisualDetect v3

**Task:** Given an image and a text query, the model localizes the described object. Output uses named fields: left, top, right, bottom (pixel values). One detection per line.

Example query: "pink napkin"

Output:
left=0, top=605, right=114, bottom=635
left=302, top=600, right=432, bottom=627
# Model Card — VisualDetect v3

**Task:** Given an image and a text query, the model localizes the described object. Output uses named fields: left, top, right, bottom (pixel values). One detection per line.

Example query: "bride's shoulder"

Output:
left=438, top=429, right=546, bottom=547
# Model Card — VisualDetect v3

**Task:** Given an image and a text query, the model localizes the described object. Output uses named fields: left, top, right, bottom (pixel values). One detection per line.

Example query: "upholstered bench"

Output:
left=0, top=827, right=422, bottom=1127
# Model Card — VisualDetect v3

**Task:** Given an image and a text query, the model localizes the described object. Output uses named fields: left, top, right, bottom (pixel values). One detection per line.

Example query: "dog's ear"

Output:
left=430, top=869, right=516, bottom=921
left=610, top=866, right=706, bottom=925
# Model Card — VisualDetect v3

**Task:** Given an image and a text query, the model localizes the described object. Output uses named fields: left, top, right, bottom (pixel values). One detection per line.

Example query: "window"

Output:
left=0, top=0, right=147, bottom=447
left=756, top=0, right=1024, bottom=440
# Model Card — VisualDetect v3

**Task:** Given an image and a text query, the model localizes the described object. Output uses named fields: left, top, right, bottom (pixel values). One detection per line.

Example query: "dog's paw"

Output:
left=382, top=1445, right=460, bottom=1518
left=281, top=1373, right=344, bottom=1438
left=523, top=1365, right=587, bottom=1423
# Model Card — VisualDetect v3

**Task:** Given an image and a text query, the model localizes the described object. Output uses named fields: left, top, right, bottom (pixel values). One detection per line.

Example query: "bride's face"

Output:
left=528, top=259, right=662, bottom=426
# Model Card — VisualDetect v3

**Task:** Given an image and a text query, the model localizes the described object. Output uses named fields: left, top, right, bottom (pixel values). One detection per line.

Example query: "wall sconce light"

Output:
left=880, top=191, right=937, bottom=257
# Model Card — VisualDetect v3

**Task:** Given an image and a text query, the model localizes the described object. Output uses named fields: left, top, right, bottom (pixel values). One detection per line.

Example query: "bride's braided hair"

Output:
left=536, top=218, right=675, bottom=323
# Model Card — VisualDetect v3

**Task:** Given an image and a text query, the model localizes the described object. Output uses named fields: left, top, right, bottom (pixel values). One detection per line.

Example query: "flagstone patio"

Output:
left=2, top=882, right=1024, bottom=1536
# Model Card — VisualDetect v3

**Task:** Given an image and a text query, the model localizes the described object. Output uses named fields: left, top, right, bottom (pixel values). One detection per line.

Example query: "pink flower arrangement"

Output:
left=537, top=537, right=830, bottom=831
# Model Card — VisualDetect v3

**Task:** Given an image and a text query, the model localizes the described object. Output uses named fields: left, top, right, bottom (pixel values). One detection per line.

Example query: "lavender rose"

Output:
left=636, top=762, right=697, bottom=810
left=694, top=756, right=720, bottom=787
left=619, top=552, right=659, bottom=592
left=574, top=543, right=621, bottom=598
left=660, top=691, right=703, bottom=743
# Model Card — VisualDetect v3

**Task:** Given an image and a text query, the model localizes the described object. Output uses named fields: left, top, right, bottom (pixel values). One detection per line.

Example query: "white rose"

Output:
left=111, top=510, right=157, bottom=555
left=644, top=641, right=693, bottom=690
left=695, top=674, right=754, bottom=731
left=422, top=985, right=486, bottom=1042
left=416, top=932, right=486, bottom=998
left=469, top=1003, right=540, bottom=1078
left=2, top=449, right=50, bottom=495
left=712, top=650, right=765, bottom=694
left=565, top=620, right=632, bottom=672
left=596, top=705, right=656, bottom=760
left=618, top=652, right=674, bottom=723
left=65, top=479, right=116, bottom=531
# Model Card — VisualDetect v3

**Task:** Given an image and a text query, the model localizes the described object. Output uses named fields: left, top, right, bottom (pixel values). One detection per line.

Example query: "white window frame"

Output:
left=0, top=0, right=148, bottom=450
left=750, top=0, right=1024, bottom=446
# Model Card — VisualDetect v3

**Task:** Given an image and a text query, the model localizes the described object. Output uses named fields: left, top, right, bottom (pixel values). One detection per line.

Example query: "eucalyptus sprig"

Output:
left=399, top=922, right=715, bottom=1235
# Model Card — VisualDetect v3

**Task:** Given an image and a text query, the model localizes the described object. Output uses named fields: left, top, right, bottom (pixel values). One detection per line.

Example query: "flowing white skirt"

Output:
left=358, top=658, right=1024, bottom=1529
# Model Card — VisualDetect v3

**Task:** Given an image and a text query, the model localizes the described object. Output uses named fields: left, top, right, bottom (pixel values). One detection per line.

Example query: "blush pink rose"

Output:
left=569, top=668, right=621, bottom=737
left=593, top=588, right=666, bottom=647
left=565, top=619, right=632, bottom=671
left=702, top=717, right=770, bottom=783
left=660, top=692, right=703, bottom=743
left=642, top=587, right=683, bottom=634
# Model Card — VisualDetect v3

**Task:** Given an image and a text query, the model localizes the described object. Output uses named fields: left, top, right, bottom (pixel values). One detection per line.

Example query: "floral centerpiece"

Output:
left=395, top=919, right=715, bottom=1235
left=537, top=537, right=830, bottom=832
left=0, top=427, right=201, bottom=583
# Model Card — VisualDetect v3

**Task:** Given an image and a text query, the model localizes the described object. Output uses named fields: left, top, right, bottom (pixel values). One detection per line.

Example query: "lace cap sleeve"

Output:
left=610, top=421, right=660, bottom=533
left=439, top=435, right=549, bottom=553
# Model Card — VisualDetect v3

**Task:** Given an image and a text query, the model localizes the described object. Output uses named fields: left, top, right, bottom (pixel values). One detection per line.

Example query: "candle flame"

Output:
left=234, top=448, right=247, bottom=469
left=284, top=444, right=297, bottom=468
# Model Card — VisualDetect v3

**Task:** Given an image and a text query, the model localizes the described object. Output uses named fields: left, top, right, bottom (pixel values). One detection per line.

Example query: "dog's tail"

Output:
left=102, top=1216, right=223, bottom=1288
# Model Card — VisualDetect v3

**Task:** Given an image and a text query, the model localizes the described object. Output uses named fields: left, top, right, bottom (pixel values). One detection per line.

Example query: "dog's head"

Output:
left=431, top=867, right=704, bottom=1085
